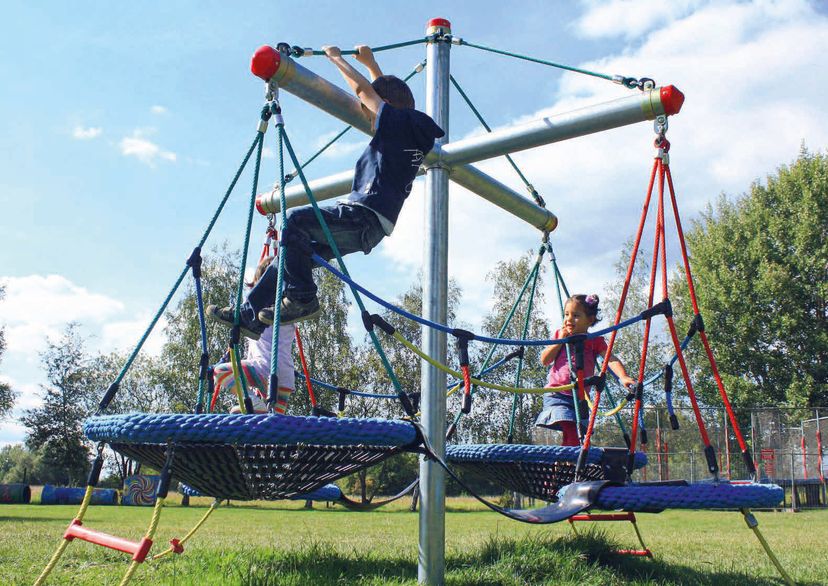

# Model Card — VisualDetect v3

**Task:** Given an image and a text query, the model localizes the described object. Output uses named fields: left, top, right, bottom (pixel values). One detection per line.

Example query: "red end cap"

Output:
left=428, top=17, right=451, bottom=29
left=251, top=45, right=281, bottom=81
left=255, top=194, right=267, bottom=216
left=132, top=536, right=153, bottom=562
left=660, top=85, right=685, bottom=116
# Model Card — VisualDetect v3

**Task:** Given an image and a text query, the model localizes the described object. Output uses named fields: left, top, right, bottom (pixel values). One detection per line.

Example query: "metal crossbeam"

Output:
left=256, top=49, right=681, bottom=233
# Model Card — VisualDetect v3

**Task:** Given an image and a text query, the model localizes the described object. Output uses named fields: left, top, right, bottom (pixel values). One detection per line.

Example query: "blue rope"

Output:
left=193, top=275, right=209, bottom=412
left=314, top=253, right=648, bottom=346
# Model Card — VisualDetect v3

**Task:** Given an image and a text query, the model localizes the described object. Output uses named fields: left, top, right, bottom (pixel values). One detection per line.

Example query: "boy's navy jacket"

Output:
left=350, top=104, right=445, bottom=228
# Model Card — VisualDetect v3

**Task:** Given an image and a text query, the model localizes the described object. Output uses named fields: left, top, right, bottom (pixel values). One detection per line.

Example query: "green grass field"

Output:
left=1, top=494, right=826, bottom=585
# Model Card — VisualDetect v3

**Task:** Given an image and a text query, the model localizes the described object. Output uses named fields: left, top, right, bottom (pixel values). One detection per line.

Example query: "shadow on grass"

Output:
left=194, top=531, right=805, bottom=586
left=0, top=515, right=63, bottom=523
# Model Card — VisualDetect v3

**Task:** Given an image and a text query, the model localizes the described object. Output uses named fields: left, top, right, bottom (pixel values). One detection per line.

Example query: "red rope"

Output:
left=580, top=159, right=659, bottom=453
left=294, top=326, right=317, bottom=407
left=629, top=163, right=665, bottom=458
left=665, top=166, right=750, bottom=454
left=461, top=364, right=471, bottom=399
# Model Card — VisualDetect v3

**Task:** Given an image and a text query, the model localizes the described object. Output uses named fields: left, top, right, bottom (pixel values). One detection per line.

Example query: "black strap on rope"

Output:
left=157, top=444, right=176, bottom=499
left=453, top=330, right=475, bottom=415
left=686, top=313, right=705, bottom=338
left=86, top=444, right=105, bottom=487
left=641, top=298, right=672, bottom=320
left=663, top=365, right=679, bottom=430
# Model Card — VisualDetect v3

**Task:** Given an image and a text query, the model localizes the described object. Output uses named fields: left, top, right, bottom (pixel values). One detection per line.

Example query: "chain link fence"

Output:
left=534, top=404, right=827, bottom=508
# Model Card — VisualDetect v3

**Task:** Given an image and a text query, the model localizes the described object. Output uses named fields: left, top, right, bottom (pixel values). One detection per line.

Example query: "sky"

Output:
left=1, top=0, right=827, bottom=446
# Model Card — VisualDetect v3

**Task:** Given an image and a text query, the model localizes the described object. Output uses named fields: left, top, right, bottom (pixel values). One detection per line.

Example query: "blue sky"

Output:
left=2, top=1, right=827, bottom=445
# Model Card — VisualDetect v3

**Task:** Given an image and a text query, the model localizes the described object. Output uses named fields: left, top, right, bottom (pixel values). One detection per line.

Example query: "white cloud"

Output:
left=0, top=420, right=28, bottom=447
left=100, top=313, right=167, bottom=356
left=151, top=105, right=168, bottom=115
left=119, top=130, right=177, bottom=165
left=575, top=0, right=704, bottom=39
left=313, top=130, right=366, bottom=159
left=72, top=125, right=102, bottom=140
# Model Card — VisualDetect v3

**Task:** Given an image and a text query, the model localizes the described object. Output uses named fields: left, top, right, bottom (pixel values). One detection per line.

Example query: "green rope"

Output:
left=269, top=117, right=288, bottom=402
left=230, top=118, right=269, bottom=412
left=277, top=124, right=411, bottom=415
left=451, top=249, right=545, bottom=429
left=301, top=38, right=429, bottom=57
left=506, top=252, right=543, bottom=442
left=282, top=61, right=426, bottom=185
left=458, top=39, right=616, bottom=82
left=99, top=131, right=263, bottom=410
left=449, top=74, right=545, bottom=207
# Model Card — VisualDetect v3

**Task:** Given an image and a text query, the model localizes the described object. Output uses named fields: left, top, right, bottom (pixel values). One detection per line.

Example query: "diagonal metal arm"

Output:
left=255, top=52, right=558, bottom=231
left=255, top=52, right=683, bottom=233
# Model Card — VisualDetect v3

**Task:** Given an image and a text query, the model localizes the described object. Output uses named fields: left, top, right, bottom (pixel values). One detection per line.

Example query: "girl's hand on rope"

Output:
left=322, top=45, right=342, bottom=59
left=620, top=376, right=637, bottom=389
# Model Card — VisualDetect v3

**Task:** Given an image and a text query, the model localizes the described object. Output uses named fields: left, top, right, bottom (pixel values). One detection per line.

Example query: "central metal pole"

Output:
left=419, top=16, right=450, bottom=586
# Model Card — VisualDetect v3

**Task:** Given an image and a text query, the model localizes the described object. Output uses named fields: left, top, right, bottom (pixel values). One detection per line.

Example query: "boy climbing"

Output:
left=209, top=45, right=444, bottom=334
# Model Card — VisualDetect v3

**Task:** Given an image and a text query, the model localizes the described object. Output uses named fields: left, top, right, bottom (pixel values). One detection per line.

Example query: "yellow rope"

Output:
left=630, top=519, right=650, bottom=555
left=740, top=508, right=794, bottom=586
left=152, top=500, right=220, bottom=561
left=584, top=392, right=629, bottom=418
left=392, top=331, right=574, bottom=394
left=118, top=496, right=167, bottom=586
left=229, top=346, right=248, bottom=413
left=34, top=485, right=96, bottom=586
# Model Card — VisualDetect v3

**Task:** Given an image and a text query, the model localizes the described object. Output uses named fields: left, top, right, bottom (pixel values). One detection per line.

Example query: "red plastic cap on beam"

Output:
left=251, top=45, right=281, bottom=81
left=428, top=18, right=451, bottom=28
left=660, top=85, right=685, bottom=116
left=255, top=194, right=267, bottom=216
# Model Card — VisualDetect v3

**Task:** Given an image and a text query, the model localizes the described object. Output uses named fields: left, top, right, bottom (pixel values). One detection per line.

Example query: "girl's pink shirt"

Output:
left=546, top=328, right=609, bottom=394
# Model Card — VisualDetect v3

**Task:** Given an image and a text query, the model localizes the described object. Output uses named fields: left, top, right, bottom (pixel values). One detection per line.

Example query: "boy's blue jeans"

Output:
left=242, top=203, right=385, bottom=322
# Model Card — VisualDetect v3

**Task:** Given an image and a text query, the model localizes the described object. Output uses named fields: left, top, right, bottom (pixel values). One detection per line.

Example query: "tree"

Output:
left=0, top=284, right=14, bottom=418
left=0, top=444, right=45, bottom=484
left=160, top=242, right=243, bottom=413
left=672, top=150, right=828, bottom=411
left=336, top=275, right=465, bottom=502
left=21, top=324, right=93, bottom=485
left=602, top=238, right=672, bottom=404
left=458, top=250, right=550, bottom=445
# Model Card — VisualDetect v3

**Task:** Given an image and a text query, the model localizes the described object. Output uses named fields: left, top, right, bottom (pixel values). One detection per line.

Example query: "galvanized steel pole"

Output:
left=419, top=17, right=451, bottom=586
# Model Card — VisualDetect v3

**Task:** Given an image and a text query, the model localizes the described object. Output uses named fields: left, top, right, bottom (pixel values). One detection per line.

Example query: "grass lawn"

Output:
left=1, top=493, right=826, bottom=585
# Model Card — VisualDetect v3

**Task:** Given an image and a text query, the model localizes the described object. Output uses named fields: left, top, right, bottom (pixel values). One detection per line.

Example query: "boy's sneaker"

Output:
left=229, top=393, right=268, bottom=414
left=206, top=305, right=265, bottom=340
left=258, top=297, right=321, bottom=325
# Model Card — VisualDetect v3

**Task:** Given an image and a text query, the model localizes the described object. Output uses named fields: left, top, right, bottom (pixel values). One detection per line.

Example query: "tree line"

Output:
left=1, top=151, right=825, bottom=494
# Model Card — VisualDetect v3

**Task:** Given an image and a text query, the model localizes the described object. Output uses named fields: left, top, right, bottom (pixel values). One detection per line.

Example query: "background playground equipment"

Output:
left=34, top=18, right=792, bottom=586
left=122, top=475, right=160, bottom=506
left=0, top=483, right=31, bottom=504
left=40, top=484, right=119, bottom=506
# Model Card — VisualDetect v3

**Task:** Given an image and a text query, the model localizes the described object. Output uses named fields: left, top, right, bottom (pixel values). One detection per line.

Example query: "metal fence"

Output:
left=533, top=405, right=827, bottom=508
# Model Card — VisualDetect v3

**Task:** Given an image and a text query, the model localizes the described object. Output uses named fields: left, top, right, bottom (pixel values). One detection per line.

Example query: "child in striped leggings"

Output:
left=213, top=256, right=296, bottom=414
